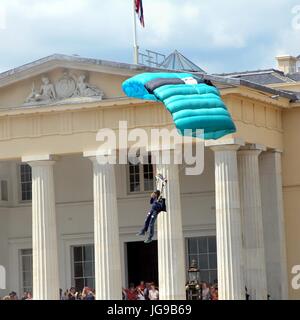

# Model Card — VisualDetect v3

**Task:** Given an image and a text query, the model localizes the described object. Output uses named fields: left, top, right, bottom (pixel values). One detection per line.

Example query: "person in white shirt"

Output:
left=137, top=287, right=145, bottom=300
left=148, top=284, right=159, bottom=300
left=201, top=282, right=211, bottom=300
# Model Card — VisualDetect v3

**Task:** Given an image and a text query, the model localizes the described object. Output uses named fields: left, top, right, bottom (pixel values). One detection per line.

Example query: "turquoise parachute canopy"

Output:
left=122, top=72, right=236, bottom=140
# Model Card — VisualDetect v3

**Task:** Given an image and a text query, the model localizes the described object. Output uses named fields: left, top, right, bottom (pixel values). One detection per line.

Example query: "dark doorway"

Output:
left=127, top=241, right=158, bottom=286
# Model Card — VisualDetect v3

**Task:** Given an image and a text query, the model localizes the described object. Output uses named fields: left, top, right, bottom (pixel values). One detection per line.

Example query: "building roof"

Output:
left=0, top=54, right=298, bottom=102
left=200, top=73, right=299, bottom=101
left=160, top=50, right=206, bottom=73
left=217, top=69, right=296, bottom=85
left=0, top=53, right=159, bottom=82
left=287, top=73, right=300, bottom=81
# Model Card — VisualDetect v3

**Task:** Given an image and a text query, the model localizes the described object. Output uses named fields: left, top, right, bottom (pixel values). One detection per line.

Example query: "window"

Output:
left=143, top=160, right=154, bottom=191
left=71, top=245, right=95, bottom=292
left=186, top=236, right=217, bottom=284
left=129, top=163, right=140, bottom=192
left=20, top=164, right=32, bottom=201
left=20, top=249, right=33, bottom=294
left=128, top=155, right=154, bottom=193
left=1, top=180, right=8, bottom=201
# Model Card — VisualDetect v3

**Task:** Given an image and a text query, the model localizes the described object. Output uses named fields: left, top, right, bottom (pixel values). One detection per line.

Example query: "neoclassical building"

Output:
left=0, top=52, right=299, bottom=300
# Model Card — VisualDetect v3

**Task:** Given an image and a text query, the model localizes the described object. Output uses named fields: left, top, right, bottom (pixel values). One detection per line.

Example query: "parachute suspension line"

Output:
left=155, top=174, right=167, bottom=200
left=155, top=174, right=167, bottom=213
left=155, top=164, right=188, bottom=200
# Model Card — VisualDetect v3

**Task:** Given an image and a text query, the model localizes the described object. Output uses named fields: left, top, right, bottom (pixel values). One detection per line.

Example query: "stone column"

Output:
left=259, top=151, right=288, bottom=300
left=210, top=144, right=245, bottom=300
left=155, top=152, right=186, bottom=300
left=86, top=154, right=122, bottom=300
left=238, top=147, right=268, bottom=300
left=22, top=155, right=59, bottom=300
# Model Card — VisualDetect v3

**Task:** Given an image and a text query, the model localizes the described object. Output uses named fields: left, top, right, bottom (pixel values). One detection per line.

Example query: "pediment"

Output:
left=0, top=54, right=146, bottom=109
left=0, top=54, right=295, bottom=110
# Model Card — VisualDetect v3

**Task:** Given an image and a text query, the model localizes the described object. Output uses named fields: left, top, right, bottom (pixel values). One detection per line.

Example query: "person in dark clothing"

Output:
left=245, top=286, right=250, bottom=300
left=137, top=190, right=165, bottom=243
left=67, top=287, right=77, bottom=300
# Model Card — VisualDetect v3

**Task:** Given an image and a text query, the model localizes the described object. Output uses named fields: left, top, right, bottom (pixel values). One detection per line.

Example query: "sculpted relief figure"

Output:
left=26, top=76, right=56, bottom=103
left=40, top=76, right=56, bottom=100
left=24, top=72, right=104, bottom=105
left=74, top=74, right=104, bottom=98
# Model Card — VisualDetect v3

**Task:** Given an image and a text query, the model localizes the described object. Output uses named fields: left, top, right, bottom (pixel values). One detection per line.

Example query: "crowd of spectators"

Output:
left=0, top=287, right=96, bottom=300
left=201, top=282, right=218, bottom=300
left=122, top=281, right=159, bottom=300
left=60, top=286, right=95, bottom=300
left=1, top=281, right=218, bottom=300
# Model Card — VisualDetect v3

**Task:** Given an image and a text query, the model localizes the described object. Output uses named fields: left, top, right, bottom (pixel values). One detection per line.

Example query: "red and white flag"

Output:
left=135, top=0, right=145, bottom=27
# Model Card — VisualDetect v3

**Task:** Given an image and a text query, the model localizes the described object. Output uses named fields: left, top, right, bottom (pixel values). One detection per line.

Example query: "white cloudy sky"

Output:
left=0, top=0, right=300, bottom=73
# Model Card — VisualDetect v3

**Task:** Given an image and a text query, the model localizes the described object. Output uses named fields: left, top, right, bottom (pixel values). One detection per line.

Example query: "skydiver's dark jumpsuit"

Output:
left=140, top=196, right=163, bottom=240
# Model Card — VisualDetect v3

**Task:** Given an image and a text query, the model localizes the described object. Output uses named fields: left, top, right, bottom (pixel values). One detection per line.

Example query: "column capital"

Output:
left=238, top=149, right=262, bottom=157
left=210, top=144, right=241, bottom=152
left=240, top=143, right=266, bottom=151
left=238, top=144, right=267, bottom=157
left=83, top=150, right=114, bottom=158
left=249, top=144, right=267, bottom=151
left=22, top=155, right=57, bottom=167
left=269, top=148, right=283, bottom=154
left=205, top=137, right=245, bottom=149
left=147, top=144, right=183, bottom=165
left=83, top=150, right=116, bottom=165
left=146, top=144, right=177, bottom=153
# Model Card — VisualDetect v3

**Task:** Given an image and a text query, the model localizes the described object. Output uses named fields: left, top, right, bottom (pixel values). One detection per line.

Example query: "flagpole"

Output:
left=132, top=0, right=139, bottom=64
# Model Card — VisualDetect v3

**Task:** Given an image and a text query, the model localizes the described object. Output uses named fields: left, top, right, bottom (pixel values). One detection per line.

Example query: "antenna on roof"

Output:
left=138, top=49, right=166, bottom=67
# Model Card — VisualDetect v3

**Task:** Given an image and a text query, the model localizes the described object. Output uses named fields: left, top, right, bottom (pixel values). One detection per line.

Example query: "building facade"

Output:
left=0, top=54, right=299, bottom=300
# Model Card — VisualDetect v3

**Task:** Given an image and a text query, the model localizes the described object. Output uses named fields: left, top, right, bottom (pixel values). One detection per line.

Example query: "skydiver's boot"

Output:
left=144, top=237, right=153, bottom=244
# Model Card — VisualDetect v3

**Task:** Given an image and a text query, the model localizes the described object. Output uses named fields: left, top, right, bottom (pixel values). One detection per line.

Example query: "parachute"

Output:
left=122, top=72, right=236, bottom=140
